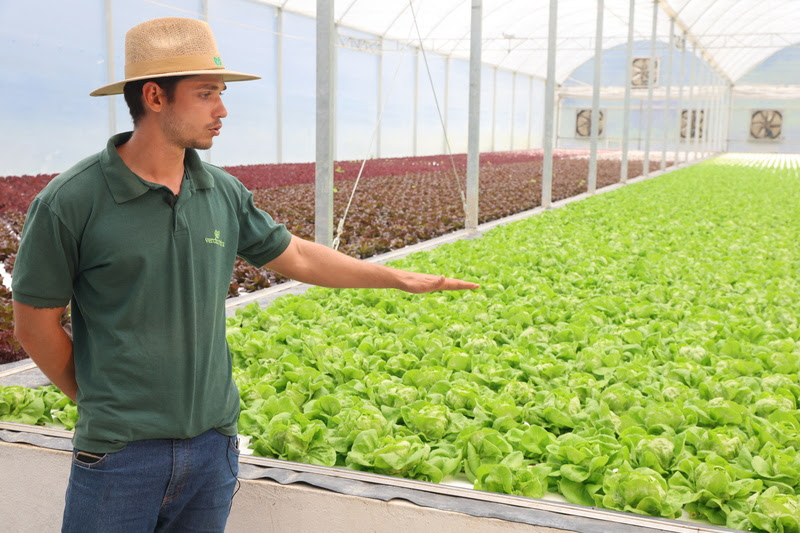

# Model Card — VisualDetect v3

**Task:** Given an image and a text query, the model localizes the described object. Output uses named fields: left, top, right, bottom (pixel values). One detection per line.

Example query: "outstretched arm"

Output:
left=265, top=236, right=479, bottom=293
left=13, top=302, right=77, bottom=402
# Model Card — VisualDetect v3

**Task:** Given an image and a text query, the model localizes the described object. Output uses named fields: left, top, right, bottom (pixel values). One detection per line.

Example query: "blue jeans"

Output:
left=62, top=429, right=240, bottom=532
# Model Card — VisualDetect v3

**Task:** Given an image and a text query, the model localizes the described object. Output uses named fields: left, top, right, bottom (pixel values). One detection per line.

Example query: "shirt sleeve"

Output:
left=235, top=186, right=292, bottom=267
left=11, top=198, right=78, bottom=308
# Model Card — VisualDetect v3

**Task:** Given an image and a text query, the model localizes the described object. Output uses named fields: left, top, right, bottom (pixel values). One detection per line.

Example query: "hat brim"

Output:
left=90, top=69, right=261, bottom=97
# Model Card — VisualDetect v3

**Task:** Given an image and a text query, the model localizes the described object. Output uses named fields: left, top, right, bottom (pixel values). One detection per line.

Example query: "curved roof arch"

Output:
left=263, top=0, right=800, bottom=84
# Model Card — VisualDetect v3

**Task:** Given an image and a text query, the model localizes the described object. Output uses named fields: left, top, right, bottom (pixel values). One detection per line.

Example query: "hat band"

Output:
left=125, top=54, right=225, bottom=79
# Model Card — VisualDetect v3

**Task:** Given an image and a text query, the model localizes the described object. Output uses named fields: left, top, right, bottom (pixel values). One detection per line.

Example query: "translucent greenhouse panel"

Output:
left=207, top=0, right=279, bottom=166
left=737, top=46, right=800, bottom=86
left=415, top=52, right=446, bottom=157
left=336, top=27, right=379, bottom=161
left=112, top=0, right=200, bottom=136
left=493, top=69, right=514, bottom=151
left=529, top=78, right=546, bottom=149
left=281, top=11, right=316, bottom=163
left=511, top=75, right=532, bottom=150
left=445, top=58, right=470, bottom=155
left=479, top=65, right=494, bottom=152
left=1, top=1, right=107, bottom=175
left=378, top=40, right=415, bottom=158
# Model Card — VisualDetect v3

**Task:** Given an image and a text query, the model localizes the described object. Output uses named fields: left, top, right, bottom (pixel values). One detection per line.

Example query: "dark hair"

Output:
left=122, top=76, right=184, bottom=126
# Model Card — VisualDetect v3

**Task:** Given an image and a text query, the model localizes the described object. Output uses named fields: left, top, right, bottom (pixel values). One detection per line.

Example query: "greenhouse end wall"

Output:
left=728, top=98, right=800, bottom=153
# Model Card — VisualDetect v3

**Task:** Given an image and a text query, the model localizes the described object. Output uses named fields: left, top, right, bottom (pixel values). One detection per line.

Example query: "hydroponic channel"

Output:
left=4, top=155, right=799, bottom=531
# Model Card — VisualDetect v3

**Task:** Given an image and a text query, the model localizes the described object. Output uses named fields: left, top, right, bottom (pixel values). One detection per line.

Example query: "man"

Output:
left=11, top=17, right=478, bottom=532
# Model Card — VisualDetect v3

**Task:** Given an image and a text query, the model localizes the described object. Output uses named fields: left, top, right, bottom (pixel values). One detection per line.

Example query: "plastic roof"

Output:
left=262, top=0, right=800, bottom=84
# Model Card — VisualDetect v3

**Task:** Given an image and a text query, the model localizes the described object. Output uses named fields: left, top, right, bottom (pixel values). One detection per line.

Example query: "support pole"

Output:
left=511, top=71, right=517, bottom=150
left=700, top=49, right=707, bottom=157
left=588, top=0, right=604, bottom=194
left=708, top=69, right=715, bottom=155
left=719, top=82, right=725, bottom=153
left=716, top=75, right=724, bottom=153
left=643, top=0, right=657, bottom=177
left=315, top=0, right=335, bottom=246
left=716, top=74, right=723, bottom=153
left=688, top=42, right=697, bottom=162
left=104, top=0, right=116, bottom=139
left=677, top=31, right=686, bottom=165
left=705, top=71, right=711, bottom=155
left=725, top=82, right=733, bottom=152
left=377, top=36, right=383, bottom=159
left=202, top=0, right=211, bottom=163
left=276, top=7, right=284, bottom=163
left=443, top=55, right=450, bottom=154
left=527, top=75, right=534, bottom=149
left=413, top=47, right=419, bottom=156
left=699, top=52, right=705, bottom=157
left=621, top=0, right=635, bottom=183
left=491, top=66, right=498, bottom=152
left=542, top=0, right=558, bottom=208
left=466, top=0, right=482, bottom=231
left=662, top=17, right=674, bottom=170
left=710, top=74, right=716, bottom=153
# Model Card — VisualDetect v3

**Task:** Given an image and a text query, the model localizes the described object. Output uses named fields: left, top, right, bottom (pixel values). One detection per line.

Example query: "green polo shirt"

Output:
left=12, top=132, right=292, bottom=453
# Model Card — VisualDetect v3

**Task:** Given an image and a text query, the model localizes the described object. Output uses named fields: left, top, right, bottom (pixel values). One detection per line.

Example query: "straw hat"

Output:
left=90, top=17, right=260, bottom=97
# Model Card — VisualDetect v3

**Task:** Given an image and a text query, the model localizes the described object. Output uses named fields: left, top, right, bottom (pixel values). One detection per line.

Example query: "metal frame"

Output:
left=541, top=0, right=558, bottom=208
left=510, top=71, right=517, bottom=149
left=315, top=0, right=335, bottom=246
left=676, top=31, right=686, bottom=164
left=443, top=55, right=450, bottom=154
left=587, top=0, right=604, bottom=195
left=465, top=0, right=481, bottom=232
left=376, top=35, right=383, bottom=158
left=644, top=0, right=658, bottom=177
left=687, top=42, right=697, bottom=161
left=620, top=0, right=635, bottom=183
left=104, top=0, right=116, bottom=139
left=201, top=0, right=211, bottom=163
left=662, top=17, right=675, bottom=170
left=413, top=46, right=419, bottom=156
left=491, top=66, right=498, bottom=152
left=276, top=6, right=284, bottom=163
left=526, top=76, right=533, bottom=150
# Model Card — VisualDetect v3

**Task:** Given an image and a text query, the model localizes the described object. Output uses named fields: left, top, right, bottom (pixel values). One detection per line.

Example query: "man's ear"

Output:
left=142, top=81, right=166, bottom=113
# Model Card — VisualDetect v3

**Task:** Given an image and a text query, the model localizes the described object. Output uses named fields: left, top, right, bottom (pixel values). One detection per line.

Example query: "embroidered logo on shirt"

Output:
left=205, top=230, right=225, bottom=248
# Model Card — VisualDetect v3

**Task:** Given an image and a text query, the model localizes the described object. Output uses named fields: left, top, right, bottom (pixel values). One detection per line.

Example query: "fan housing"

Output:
left=750, top=110, right=783, bottom=140
left=632, top=57, right=659, bottom=88
left=680, top=109, right=705, bottom=140
left=576, top=109, right=604, bottom=138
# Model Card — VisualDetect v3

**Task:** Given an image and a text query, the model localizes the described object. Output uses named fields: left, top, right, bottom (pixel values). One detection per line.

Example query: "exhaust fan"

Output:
left=750, top=110, right=782, bottom=140
left=576, top=109, right=604, bottom=137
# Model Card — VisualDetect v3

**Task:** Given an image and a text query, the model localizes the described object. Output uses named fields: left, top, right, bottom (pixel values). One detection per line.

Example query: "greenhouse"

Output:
left=1, top=0, right=800, bottom=531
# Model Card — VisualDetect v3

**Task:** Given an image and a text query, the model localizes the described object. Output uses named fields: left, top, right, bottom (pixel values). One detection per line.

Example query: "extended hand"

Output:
left=400, top=273, right=480, bottom=294
left=267, top=237, right=480, bottom=294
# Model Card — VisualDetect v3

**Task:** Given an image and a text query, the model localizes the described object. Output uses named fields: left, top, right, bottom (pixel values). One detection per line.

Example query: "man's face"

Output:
left=160, top=74, right=227, bottom=150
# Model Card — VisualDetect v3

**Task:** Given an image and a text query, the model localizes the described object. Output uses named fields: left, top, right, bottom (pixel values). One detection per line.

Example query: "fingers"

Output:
left=408, top=274, right=480, bottom=293
left=442, top=277, right=480, bottom=291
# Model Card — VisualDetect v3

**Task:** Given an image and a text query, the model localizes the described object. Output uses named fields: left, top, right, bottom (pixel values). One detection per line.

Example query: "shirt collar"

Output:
left=101, top=132, right=215, bottom=204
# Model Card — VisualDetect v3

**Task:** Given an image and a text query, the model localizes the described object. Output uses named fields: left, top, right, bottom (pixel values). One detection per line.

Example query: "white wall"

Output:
left=0, top=440, right=566, bottom=533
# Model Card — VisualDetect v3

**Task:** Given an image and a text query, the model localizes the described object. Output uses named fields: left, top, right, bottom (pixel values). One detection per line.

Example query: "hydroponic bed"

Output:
left=2, top=155, right=798, bottom=532
left=0, top=149, right=662, bottom=363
